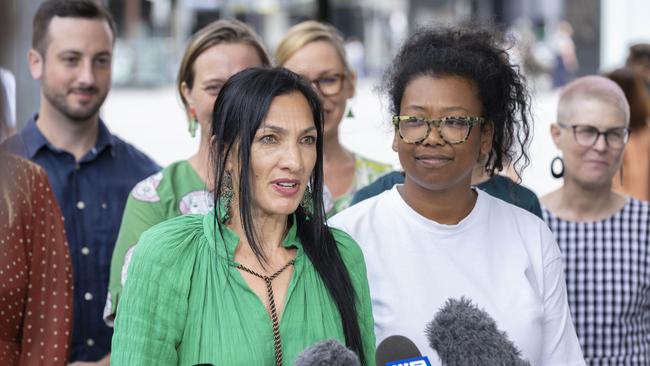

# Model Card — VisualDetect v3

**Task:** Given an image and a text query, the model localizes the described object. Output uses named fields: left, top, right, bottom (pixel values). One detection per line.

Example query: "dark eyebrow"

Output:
left=298, top=69, right=343, bottom=79
left=259, top=124, right=317, bottom=134
left=403, top=105, right=471, bottom=114
left=574, top=124, right=628, bottom=132
left=605, top=126, right=628, bottom=132
left=441, top=106, right=471, bottom=113
left=317, top=70, right=343, bottom=77
left=57, top=50, right=82, bottom=57
left=201, top=78, right=226, bottom=85
left=57, top=50, right=112, bottom=58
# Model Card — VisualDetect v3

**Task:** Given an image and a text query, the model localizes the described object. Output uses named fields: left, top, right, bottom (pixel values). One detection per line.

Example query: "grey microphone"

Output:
left=375, top=335, right=423, bottom=365
left=293, top=339, right=360, bottom=366
left=425, top=297, right=531, bottom=366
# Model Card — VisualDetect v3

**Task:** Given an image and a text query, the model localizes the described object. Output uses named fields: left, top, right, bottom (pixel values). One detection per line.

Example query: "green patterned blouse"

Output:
left=326, top=154, right=392, bottom=217
left=110, top=212, right=376, bottom=366
left=105, top=160, right=212, bottom=324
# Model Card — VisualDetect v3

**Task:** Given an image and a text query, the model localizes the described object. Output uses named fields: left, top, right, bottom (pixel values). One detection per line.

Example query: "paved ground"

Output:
left=103, top=78, right=563, bottom=197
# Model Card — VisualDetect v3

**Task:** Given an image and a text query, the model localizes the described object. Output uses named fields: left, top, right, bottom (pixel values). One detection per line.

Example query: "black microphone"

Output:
left=293, top=339, right=360, bottom=366
left=425, top=297, right=531, bottom=366
left=376, top=335, right=431, bottom=366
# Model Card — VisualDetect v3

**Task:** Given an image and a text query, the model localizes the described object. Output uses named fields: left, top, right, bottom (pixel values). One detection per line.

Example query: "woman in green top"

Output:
left=104, top=20, right=271, bottom=323
left=111, top=68, right=376, bottom=365
left=276, top=21, right=393, bottom=216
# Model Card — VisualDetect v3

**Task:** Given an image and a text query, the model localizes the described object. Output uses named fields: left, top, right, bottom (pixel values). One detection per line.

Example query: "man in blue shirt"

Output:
left=1, top=1, right=159, bottom=364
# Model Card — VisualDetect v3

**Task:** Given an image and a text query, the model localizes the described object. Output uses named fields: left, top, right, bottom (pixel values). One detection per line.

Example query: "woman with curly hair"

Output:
left=330, top=25, right=585, bottom=365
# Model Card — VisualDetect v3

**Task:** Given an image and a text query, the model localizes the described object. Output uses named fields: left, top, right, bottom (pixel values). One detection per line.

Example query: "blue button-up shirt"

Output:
left=1, top=116, right=159, bottom=362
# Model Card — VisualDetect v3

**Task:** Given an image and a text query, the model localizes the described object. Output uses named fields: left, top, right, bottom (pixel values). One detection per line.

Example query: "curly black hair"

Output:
left=382, top=24, right=532, bottom=179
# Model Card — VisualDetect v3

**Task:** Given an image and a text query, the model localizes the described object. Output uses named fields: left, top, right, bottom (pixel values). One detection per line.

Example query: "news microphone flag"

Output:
left=385, top=356, right=432, bottom=366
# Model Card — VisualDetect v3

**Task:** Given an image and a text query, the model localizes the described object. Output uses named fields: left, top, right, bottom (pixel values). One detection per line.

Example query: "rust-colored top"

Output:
left=0, top=153, right=73, bottom=365
left=613, top=125, right=650, bottom=201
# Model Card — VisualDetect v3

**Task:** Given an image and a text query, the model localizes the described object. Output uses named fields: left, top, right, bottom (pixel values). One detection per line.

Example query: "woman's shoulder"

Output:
left=133, top=214, right=207, bottom=266
left=480, top=191, right=559, bottom=257
left=481, top=189, right=545, bottom=226
left=354, top=154, right=393, bottom=173
left=1, top=152, right=44, bottom=186
left=624, top=196, right=650, bottom=216
left=484, top=176, right=540, bottom=205
left=354, top=154, right=394, bottom=187
left=621, top=198, right=650, bottom=239
left=330, top=189, right=392, bottom=227
left=328, top=227, right=369, bottom=281
left=328, top=227, right=366, bottom=264
left=128, top=160, right=191, bottom=201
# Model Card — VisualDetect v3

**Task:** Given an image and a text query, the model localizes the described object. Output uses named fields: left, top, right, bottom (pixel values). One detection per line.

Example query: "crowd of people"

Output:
left=1, top=0, right=649, bottom=365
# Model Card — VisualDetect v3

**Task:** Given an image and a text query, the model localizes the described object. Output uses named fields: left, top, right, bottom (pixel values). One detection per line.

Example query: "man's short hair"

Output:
left=32, top=0, right=117, bottom=55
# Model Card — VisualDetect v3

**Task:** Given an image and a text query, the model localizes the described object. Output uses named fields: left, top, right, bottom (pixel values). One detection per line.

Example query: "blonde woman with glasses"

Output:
left=276, top=21, right=392, bottom=216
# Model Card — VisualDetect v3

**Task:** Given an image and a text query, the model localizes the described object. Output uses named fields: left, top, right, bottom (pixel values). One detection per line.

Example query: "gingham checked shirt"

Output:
left=543, top=198, right=650, bottom=365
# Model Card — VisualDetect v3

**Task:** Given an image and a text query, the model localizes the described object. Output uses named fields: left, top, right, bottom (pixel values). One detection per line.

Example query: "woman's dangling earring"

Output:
left=551, top=156, right=564, bottom=179
left=346, top=107, right=355, bottom=119
left=188, top=107, right=198, bottom=138
left=299, top=185, right=314, bottom=217
left=221, top=172, right=234, bottom=223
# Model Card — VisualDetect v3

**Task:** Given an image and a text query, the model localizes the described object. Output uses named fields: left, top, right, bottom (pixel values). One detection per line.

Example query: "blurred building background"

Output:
left=2, top=0, right=650, bottom=195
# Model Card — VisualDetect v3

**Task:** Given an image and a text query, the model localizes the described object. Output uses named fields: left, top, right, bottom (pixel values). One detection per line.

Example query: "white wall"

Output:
left=601, top=0, right=650, bottom=71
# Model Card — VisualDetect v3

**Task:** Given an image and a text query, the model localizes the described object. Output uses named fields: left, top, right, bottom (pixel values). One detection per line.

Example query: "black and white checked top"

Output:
left=543, top=198, right=650, bottom=365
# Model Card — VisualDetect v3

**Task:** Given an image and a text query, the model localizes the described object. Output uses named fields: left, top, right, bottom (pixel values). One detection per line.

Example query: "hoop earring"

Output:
left=221, top=172, right=234, bottom=223
left=188, top=107, right=198, bottom=138
left=551, top=156, right=564, bottom=179
left=299, top=185, right=313, bottom=217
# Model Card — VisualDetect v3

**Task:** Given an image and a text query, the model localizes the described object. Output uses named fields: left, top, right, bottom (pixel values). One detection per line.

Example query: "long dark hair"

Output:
left=210, top=67, right=365, bottom=362
left=382, top=24, right=532, bottom=179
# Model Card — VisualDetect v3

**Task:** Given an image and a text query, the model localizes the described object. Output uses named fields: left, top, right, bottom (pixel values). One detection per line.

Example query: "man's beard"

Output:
left=42, top=82, right=107, bottom=123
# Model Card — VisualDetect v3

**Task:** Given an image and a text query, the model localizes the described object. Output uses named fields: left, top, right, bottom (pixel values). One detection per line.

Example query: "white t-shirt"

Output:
left=329, top=186, right=585, bottom=366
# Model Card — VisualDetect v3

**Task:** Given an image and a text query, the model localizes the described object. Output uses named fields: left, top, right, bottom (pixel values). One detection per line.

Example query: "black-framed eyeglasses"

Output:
left=392, top=115, right=484, bottom=145
left=308, top=73, right=346, bottom=96
left=558, top=122, right=630, bottom=149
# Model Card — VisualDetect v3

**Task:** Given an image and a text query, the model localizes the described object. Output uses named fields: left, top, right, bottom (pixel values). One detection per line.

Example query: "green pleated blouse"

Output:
left=110, top=212, right=376, bottom=366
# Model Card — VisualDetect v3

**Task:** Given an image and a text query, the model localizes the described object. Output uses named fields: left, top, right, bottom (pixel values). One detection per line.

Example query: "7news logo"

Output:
left=385, top=356, right=432, bottom=366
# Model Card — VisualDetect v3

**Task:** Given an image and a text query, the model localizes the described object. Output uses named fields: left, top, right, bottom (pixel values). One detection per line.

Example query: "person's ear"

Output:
left=550, top=123, right=562, bottom=149
left=223, top=143, right=240, bottom=173
left=479, top=121, right=494, bottom=156
left=28, top=49, right=44, bottom=80
left=181, top=81, right=194, bottom=113
left=392, top=130, right=400, bottom=152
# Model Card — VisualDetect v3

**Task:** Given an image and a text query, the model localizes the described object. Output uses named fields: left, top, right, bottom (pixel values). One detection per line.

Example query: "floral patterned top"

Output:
left=105, top=160, right=212, bottom=324
left=326, top=154, right=393, bottom=217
